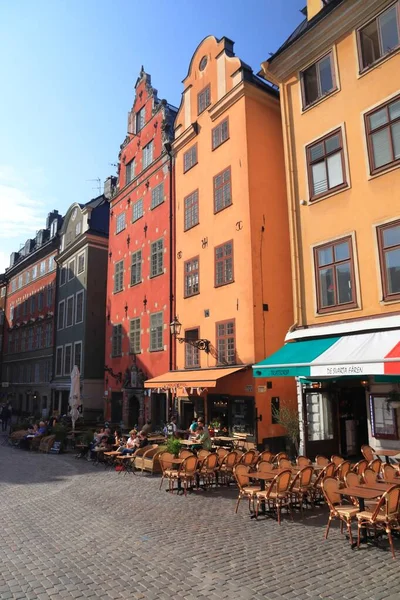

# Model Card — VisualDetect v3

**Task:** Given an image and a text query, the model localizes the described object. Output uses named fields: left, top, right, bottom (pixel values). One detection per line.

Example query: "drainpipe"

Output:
left=165, top=142, right=175, bottom=372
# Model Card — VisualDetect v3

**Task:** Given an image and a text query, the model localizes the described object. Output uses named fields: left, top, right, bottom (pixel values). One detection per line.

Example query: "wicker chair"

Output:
left=39, top=435, right=56, bottom=453
left=273, top=452, right=289, bottom=463
left=135, top=446, right=162, bottom=474
left=356, top=484, right=400, bottom=558
left=297, top=455, right=312, bottom=467
left=257, top=460, right=275, bottom=473
left=383, top=463, right=399, bottom=483
left=336, top=460, right=352, bottom=483
left=331, top=455, right=344, bottom=467
left=312, top=462, right=336, bottom=503
left=363, top=468, right=378, bottom=486
left=218, top=451, right=237, bottom=485
left=239, top=450, right=257, bottom=467
left=159, top=451, right=178, bottom=491
left=315, top=455, right=330, bottom=466
left=369, top=458, right=382, bottom=475
left=322, top=477, right=359, bottom=545
left=179, top=449, right=193, bottom=459
left=361, top=444, right=375, bottom=462
left=290, top=466, right=314, bottom=513
left=216, top=448, right=229, bottom=464
left=254, top=469, right=293, bottom=523
left=344, top=471, right=378, bottom=511
left=257, top=450, right=274, bottom=464
left=352, top=459, right=368, bottom=476
left=279, top=458, right=292, bottom=469
left=233, top=464, right=261, bottom=513
left=199, top=453, right=219, bottom=489
left=178, top=455, right=199, bottom=496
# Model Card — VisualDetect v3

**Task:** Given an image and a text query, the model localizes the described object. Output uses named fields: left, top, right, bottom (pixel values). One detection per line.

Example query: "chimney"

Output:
left=46, top=209, right=59, bottom=229
left=307, top=0, right=325, bottom=20
left=103, top=176, right=117, bottom=200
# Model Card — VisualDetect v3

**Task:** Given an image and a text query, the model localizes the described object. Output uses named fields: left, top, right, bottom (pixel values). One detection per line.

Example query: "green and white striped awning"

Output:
left=253, top=331, right=400, bottom=378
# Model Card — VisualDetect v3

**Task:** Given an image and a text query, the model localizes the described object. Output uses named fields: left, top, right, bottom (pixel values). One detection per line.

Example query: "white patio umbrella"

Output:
left=69, top=365, right=81, bottom=431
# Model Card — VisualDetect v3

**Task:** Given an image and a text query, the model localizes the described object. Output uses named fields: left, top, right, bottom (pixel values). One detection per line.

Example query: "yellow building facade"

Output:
left=256, top=0, right=400, bottom=458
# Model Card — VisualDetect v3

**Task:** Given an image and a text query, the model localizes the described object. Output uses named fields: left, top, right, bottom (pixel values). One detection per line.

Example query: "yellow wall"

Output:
left=173, top=36, right=296, bottom=441
left=276, top=28, right=400, bottom=327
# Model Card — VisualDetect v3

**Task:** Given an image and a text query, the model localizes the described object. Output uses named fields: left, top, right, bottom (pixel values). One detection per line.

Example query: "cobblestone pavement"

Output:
left=0, top=442, right=399, bottom=600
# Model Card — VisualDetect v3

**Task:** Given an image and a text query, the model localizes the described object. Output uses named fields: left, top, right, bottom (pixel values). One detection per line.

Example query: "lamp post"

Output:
left=169, top=316, right=210, bottom=353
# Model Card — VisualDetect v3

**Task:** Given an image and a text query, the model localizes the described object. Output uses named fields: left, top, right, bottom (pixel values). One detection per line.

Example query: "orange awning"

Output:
left=144, top=366, right=246, bottom=389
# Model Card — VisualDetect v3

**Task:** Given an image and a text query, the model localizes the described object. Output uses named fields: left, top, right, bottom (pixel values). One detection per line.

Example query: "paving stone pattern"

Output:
left=0, top=441, right=399, bottom=600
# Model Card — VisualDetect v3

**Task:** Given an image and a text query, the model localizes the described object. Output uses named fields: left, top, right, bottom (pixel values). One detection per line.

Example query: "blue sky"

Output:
left=0, top=0, right=304, bottom=273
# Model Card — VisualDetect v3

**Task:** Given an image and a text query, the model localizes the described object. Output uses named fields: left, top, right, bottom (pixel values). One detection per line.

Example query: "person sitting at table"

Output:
left=194, top=425, right=212, bottom=450
left=121, top=429, right=138, bottom=455
left=116, top=435, right=127, bottom=452
left=188, top=419, right=198, bottom=438
left=136, top=431, right=149, bottom=449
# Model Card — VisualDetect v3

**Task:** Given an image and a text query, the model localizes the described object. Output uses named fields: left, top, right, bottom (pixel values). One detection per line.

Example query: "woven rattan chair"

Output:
left=254, top=469, right=293, bottom=523
left=273, top=452, right=289, bottom=463
left=233, top=449, right=244, bottom=460
left=331, top=455, right=344, bottom=467
left=290, top=465, right=314, bottom=514
left=383, top=463, right=399, bottom=483
left=315, top=455, right=329, bottom=466
left=322, top=477, right=359, bottom=545
left=179, top=449, right=194, bottom=459
left=178, top=455, right=199, bottom=496
left=279, top=458, right=292, bottom=468
left=336, top=460, right=352, bottom=483
left=219, top=451, right=237, bottom=485
left=239, top=450, right=257, bottom=467
left=257, top=450, right=274, bottom=464
left=233, top=464, right=261, bottom=513
left=159, top=451, right=178, bottom=491
left=257, top=460, right=275, bottom=473
left=356, top=484, right=400, bottom=558
left=344, top=471, right=378, bottom=511
left=369, top=458, right=382, bottom=475
left=199, top=453, right=219, bottom=489
left=197, top=449, right=211, bottom=460
left=352, top=459, right=368, bottom=476
left=216, top=448, right=229, bottom=464
left=297, top=455, right=312, bottom=467
left=363, top=468, right=378, bottom=486
left=361, top=444, right=375, bottom=462
left=312, top=462, right=336, bottom=503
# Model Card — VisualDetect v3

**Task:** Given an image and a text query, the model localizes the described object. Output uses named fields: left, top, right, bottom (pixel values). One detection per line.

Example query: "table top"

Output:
left=376, top=449, right=400, bottom=457
left=360, top=482, right=394, bottom=492
left=212, top=436, right=236, bottom=442
left=180, top=440, right=201, bottom=446
left=340, top=486, right=382, bottom=499
left=249, top=471, right=277, bottom=481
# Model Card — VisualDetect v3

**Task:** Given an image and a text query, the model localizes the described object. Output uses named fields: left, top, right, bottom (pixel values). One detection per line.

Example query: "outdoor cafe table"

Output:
left=375, top=449, right=400, bottom=464
left=339, top=485, right=384, bottom=545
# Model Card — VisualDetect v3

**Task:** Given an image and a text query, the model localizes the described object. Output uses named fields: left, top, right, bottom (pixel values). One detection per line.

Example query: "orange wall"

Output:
left=173, top=36, right=296, bottom=441
left=278, top=29, right=400, bottom=326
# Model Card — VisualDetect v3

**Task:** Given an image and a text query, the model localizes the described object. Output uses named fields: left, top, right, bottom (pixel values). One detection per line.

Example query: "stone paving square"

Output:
left=0, top=443, right=399, bottom=599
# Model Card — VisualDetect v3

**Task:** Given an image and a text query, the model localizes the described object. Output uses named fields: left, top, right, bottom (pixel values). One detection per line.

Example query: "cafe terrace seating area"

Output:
left=82, top=436, right=400, bottom=560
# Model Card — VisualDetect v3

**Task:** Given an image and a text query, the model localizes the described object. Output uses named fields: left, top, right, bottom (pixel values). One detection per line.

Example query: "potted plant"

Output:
left=271, top=403, right=300, bottom=459
left=166, top=437, right=181, bottom=457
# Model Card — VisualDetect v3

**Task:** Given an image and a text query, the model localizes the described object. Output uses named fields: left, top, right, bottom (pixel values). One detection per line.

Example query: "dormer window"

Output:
left=126, top=159, right=135, bottom=184
left=50, top=219, right=58, bottom=238
left=197, top=85, right=211, bottom=115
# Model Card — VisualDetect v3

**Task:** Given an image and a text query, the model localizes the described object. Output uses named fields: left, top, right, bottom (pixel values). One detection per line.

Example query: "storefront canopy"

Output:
left=144, top=366, right=246, bottom=390
left=253, top=330, right=400, bottom=378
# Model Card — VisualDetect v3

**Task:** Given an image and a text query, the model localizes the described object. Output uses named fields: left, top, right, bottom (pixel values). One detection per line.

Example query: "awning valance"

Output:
left=253, top=330, right=400, bottom=378
left=144, top=366, right=246, bottom=389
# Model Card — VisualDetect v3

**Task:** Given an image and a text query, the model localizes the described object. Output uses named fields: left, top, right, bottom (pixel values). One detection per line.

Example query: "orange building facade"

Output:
left=145, top=37, right=295, bottom=446
left=258, top=0, right=400, bottom=457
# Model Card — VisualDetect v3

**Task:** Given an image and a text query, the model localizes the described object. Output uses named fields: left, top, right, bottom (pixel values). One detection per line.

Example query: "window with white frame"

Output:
left=68, top=259, right=75, bottom=281
left=48, top=256, right=56, bottom=271
left=40, top=261, right=46, bottom=276
left=132, top=198, right=144, bottom=222
left=75, top=290, right=84, bottom=323
left=18, top=275, right=23, bottom=289
left=64, top=344, right=72, bottom=375
left=126, top=159, right=135, bottom=184
left=150, top=239, right=164, bottom=277
left=114, top=260, right=124, bottom=292
left=129, top=318, right=141, bottom=354
left=75, top=221, right=82, bottom=237
left=151, top=182, right=164, bottom=209
left=142, top=141, right=153, bottom=169
left=66, top=296, right=74, bottom=327
left=116, top=212, right=126, bottom=234
left=57, top=300, right=65, bottom=330
left=55, top=347, right=63, bottom=376
left=60, top=266, right=67, bottom=286
left=77, top=252, right=85, bottom=274
left=25, top=271, right=30, bottom=285
left=150, top=312, right=163, bottom=351
left=32, top=265, right=38, bottom=280
left=130, top=250, right=142, bottom=286
left=74, top=341, right=82, bottom=372
left=136, top=106, right=145, bottom=132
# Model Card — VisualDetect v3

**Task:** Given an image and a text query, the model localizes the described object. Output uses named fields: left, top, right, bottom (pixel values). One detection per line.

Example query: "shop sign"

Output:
left=311, top=362, right=384, bottom=377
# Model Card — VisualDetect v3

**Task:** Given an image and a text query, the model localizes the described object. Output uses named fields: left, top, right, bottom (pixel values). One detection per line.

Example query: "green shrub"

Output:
left=166, top=437, right=181, bottom=457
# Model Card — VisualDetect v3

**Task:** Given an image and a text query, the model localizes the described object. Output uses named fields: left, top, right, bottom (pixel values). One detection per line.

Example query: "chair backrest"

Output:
left=179, top=449, right=193, bottom=459
left=336, top=460, right=351, bottom=481
left=345, top=471, right=360, bottom=487
left=258, top=450, right=273, bottom=463
left=216, top=448, right=229, bottom=461
left=233, top=449, right=244, bottom=458
left=198, top=449, right=211, bottom=459
left=352, top=459, right=368, bottom=475
left=223, top=452, right=238, bottom=468
left=368, top=458, right=382, bottom=474
left=315, top=455, right=329, bottom=466
left=322, top=476, right=342, bottom=508
left=361, top=444, right=375, bottom=462
left=331, top=455, right=344, bottom=467
left=383, top=463, right=398, bottom=482
left=274, top=452, right=288, bottom=463
left=159, top=452, right=175, bottom=473
left=324, top=462, right=336, bottom=478
left=371, top=485, right=400, bottom=520
left=298, top=465, right=314, bottom=487
left=257, top=460, right=275, bottom=473
left=234, top=464, right=250, bottom=490
left=180, top=455, right=198, bottom=475
left=279, top=458, right=292, bottom=468
left=363, top=468, right=377, bottom=485
left=297, top=455, right=312, bottom=467
left=269, top=469, right=292, bottom=494
left=240, top=450, right=256, bottom=466
left=203, top=453, right=218, bottom=470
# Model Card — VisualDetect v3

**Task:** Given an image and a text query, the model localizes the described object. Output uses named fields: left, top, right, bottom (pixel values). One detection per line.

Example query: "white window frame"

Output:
left=116, top=212, right=126, bottom=234
left=57, top=300, right=65, bottom=330
left=60, top=266, right=67, bottom=286
left=75, top=290, right=84, bottom=324
left=142, top=141, right=153, bottom=170
left=55, top=346, right=63, bottom=376
left=77, top=252, right=85, bottom=274
left=66, top=295, right=74, bottom=328
left=73, top=341, right=83, bottom=373
left=63, top=343, right=72, bottom=376
left=68, top=259, right=75, bottom=281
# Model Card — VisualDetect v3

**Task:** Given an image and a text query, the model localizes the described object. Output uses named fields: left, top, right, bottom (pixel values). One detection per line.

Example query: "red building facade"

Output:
left=104, top=69, right=177, bottom=429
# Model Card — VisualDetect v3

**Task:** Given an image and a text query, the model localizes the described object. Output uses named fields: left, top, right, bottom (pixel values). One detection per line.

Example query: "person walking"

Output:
left=1, top=404, right=10, bottom=432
